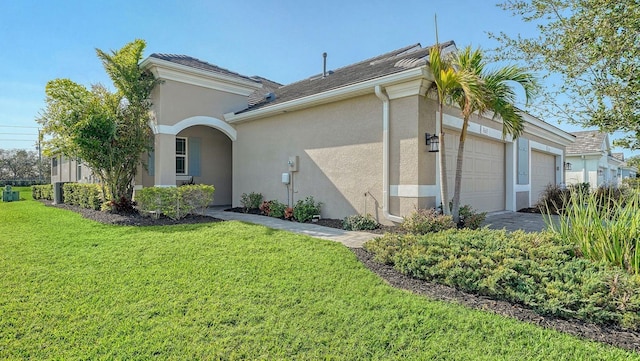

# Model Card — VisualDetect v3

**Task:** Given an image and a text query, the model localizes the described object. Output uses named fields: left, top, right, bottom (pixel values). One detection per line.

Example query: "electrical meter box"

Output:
left=282, top=172, right=290, bottom=184
left=288, top=156, right=298, bottom=172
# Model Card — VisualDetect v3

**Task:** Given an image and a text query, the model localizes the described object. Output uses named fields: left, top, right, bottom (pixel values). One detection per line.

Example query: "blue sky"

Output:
left=0, top=0, right=626, bottom=155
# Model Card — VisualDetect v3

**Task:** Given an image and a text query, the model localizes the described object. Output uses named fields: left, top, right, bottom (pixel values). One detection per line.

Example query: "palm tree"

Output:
left=428, top=43, right=480, bottom=216
left=449, top=47, right=538, bottom=223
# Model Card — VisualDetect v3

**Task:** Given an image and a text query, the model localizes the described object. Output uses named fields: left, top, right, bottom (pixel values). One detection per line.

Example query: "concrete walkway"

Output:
left=205, top=208, right=554, bottom=248
left=205, top=208, right=376, bottom=248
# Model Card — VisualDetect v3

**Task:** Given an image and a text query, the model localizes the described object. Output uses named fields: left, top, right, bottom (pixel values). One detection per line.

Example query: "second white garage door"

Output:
left=445, top=131, right=505, bottom=212
left=531, top=151, right=556, bottom=202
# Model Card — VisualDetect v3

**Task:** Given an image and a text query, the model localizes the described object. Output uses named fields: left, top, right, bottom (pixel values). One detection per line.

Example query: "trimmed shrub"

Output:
left=270, top=200, right=287, bottom=219
left=401, top=208, right=455, bottom=235
left=293, top=196, right=322, bottom=223
left=32, top=184, right=54, bottom=200
left=457, top=204, right=486, bottom=230
left=62, top=183, right=103, bottom=210
left=240, top=192, right=263, bottom=212
left=259, top=200, right=272, bottom=215
left=343, top=214, right=379, bottom=231
left=284, top=207, right=294, bottom=220
left=137, top=185, right=215, bottom=220
left=364, top=229, right=640, bottom=330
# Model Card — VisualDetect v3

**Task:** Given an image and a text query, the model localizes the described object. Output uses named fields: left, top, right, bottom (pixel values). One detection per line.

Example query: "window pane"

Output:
left=176, top=138, right=186, bottom=155
left=176, top=156, right=185, bottom=174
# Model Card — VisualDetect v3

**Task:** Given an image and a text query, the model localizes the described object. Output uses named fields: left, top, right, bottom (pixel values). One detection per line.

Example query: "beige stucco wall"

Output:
left=234, top=94, right=387, bottom=221
left=233, top=92, right=440, bottom=224
left=152, top=79, right=248, bottom=126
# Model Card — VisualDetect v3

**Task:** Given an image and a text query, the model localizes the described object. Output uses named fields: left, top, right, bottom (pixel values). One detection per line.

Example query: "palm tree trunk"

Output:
left=438, top=103, right=450, bottom=215
left=451, top=118, right=470, bottom=224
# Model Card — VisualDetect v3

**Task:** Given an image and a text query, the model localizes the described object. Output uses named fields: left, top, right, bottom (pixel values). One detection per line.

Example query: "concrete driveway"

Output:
left=482, top=211, right=556, bottom=233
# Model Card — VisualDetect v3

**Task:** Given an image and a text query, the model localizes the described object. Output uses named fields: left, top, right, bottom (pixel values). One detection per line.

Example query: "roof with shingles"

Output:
left=242, top=41, right=456, bottom=112
left=612, top=152, right=624, bottom=161
left=566, top=130, right=607, bottom=155
left=149, top=53, right=261, bottom=84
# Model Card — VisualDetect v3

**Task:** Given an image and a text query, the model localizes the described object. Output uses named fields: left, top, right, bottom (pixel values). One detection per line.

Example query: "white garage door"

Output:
left=531, top=151, right=556, bottom=202
left=445, top=131, right=505, bottom=212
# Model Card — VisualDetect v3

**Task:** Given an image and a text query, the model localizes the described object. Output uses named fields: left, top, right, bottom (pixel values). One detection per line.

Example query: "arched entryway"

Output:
left=145, top=116, right=234, bottom=206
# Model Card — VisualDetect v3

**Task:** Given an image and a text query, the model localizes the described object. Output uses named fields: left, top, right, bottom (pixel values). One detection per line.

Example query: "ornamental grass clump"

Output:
left=546, top=188, right=640, bottom=275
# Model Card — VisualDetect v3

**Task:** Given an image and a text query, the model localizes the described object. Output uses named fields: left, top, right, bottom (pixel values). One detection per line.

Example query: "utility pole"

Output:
left=37, top=128, right=42, bottom=183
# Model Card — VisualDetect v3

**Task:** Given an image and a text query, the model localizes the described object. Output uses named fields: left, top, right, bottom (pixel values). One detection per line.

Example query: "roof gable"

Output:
left=566, top=130, right=609, bottom=155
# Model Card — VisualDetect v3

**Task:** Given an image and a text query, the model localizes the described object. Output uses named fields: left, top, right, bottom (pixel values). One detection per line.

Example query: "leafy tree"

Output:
left=491, top=0, right=640, bottom=148
left=625, top=155, right=640, bottom=170
left=0, top=149, right=50, bottom=182
left=38, top=40, right=157, bottom=210
left=449, top=47, right=537, bottom=222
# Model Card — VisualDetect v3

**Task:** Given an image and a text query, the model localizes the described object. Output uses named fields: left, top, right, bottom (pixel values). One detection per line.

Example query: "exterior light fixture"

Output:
left=425, top=133, right=439, bottom=153
left=564, top=162, right=572, bottom=171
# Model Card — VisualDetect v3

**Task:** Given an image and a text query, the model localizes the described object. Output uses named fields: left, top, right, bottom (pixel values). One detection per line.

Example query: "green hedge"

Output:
left=136, top=185, right=215, bottom=220
left=32, top=184, right=54, bottom=200
left=364, top=229, right=640, bottom=330
left=62, top=183, right=104, bottom=210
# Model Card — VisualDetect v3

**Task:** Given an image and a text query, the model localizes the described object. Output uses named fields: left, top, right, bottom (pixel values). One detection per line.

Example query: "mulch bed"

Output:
left=41, top=201, right=640, bottom=352
left=42, top=201, right=223, bottom=226
left=353, top=248, right=640, bottom=353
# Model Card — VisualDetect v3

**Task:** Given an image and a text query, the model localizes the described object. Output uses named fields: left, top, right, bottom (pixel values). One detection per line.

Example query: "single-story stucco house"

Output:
left=51, top=41, right=575, bottom=223
left=565, top=130, right=627, bottom=189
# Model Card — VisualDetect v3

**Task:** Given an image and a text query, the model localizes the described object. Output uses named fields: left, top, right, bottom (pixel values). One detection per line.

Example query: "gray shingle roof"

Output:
left=612, top=152, right=624, bottom=161
left=566, top=130, right=607, bottom=155
left=242, top=41, right=455, bottom=112
left=149, top=53, right=261, bottom=84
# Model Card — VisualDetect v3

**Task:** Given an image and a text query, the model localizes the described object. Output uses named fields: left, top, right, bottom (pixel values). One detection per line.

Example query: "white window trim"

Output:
left=176, top=137, right=188, bottom=175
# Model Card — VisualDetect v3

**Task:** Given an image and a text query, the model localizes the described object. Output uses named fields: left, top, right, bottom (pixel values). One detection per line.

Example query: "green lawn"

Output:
left=1, top=190, right=638, bottom=360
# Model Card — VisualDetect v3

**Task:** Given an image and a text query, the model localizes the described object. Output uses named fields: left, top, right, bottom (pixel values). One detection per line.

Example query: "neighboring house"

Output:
left=613, top=153, right=638, bottom=181
left=54, top=42, right=574, bottom=223
left=565, top=130, right=624, bottom=188
left=50, top=155, right=96, bottom=184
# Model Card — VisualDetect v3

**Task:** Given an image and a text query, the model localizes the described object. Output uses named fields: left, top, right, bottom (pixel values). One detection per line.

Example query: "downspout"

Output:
left=375, top=85, right=404, bottom=223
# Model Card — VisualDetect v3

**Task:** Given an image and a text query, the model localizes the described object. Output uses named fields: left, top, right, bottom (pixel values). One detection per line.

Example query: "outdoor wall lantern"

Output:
left=564, top=162, right=572, bottom=171
left=425, top=133, right=439, bottom=153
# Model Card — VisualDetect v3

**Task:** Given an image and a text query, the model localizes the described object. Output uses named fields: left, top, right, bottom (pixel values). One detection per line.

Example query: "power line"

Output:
left=0, top=125, right=39, bottom=129
left=0, top=132, right=37, bottom=136
left=0, top=139, right=37, bottom=142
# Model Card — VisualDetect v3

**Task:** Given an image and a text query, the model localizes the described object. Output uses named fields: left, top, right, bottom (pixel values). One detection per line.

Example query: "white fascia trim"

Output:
left=141, top=57, right=262, bottom=96
left=154, top=184, right=177, bottom=188
left=390, top=185, right=439, bottom=197
left=440, top=113, right=513, bottom=142
left=530, top=139, right=563, bottom=156
left=155, top=116, right=237, bottom=141
left=225, top=66, right=433, bottom=124
left=385, top=79, right=430, bottom=99
left=520, top=112, right=575, bottom=144
left=438, top=105, right=574, bottom=145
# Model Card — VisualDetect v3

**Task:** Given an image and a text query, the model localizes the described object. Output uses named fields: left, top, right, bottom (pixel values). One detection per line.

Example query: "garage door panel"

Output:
left=531, top=151, right=556, bottom=202
left=444, top=132, right=505, bottom=212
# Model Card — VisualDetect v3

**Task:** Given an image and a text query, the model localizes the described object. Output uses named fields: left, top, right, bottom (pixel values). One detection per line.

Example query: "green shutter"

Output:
left=189, top=137, right=201, bottom=177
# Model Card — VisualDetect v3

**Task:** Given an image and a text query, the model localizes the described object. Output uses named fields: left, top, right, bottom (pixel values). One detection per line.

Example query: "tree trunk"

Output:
left=438, top=102, right=450, bottom=215
left=451, top=118, right=470, bottom=224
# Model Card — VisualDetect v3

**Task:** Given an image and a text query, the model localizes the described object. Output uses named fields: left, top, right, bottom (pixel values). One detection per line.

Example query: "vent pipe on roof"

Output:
left=322, top=52, right=327, bottom=78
